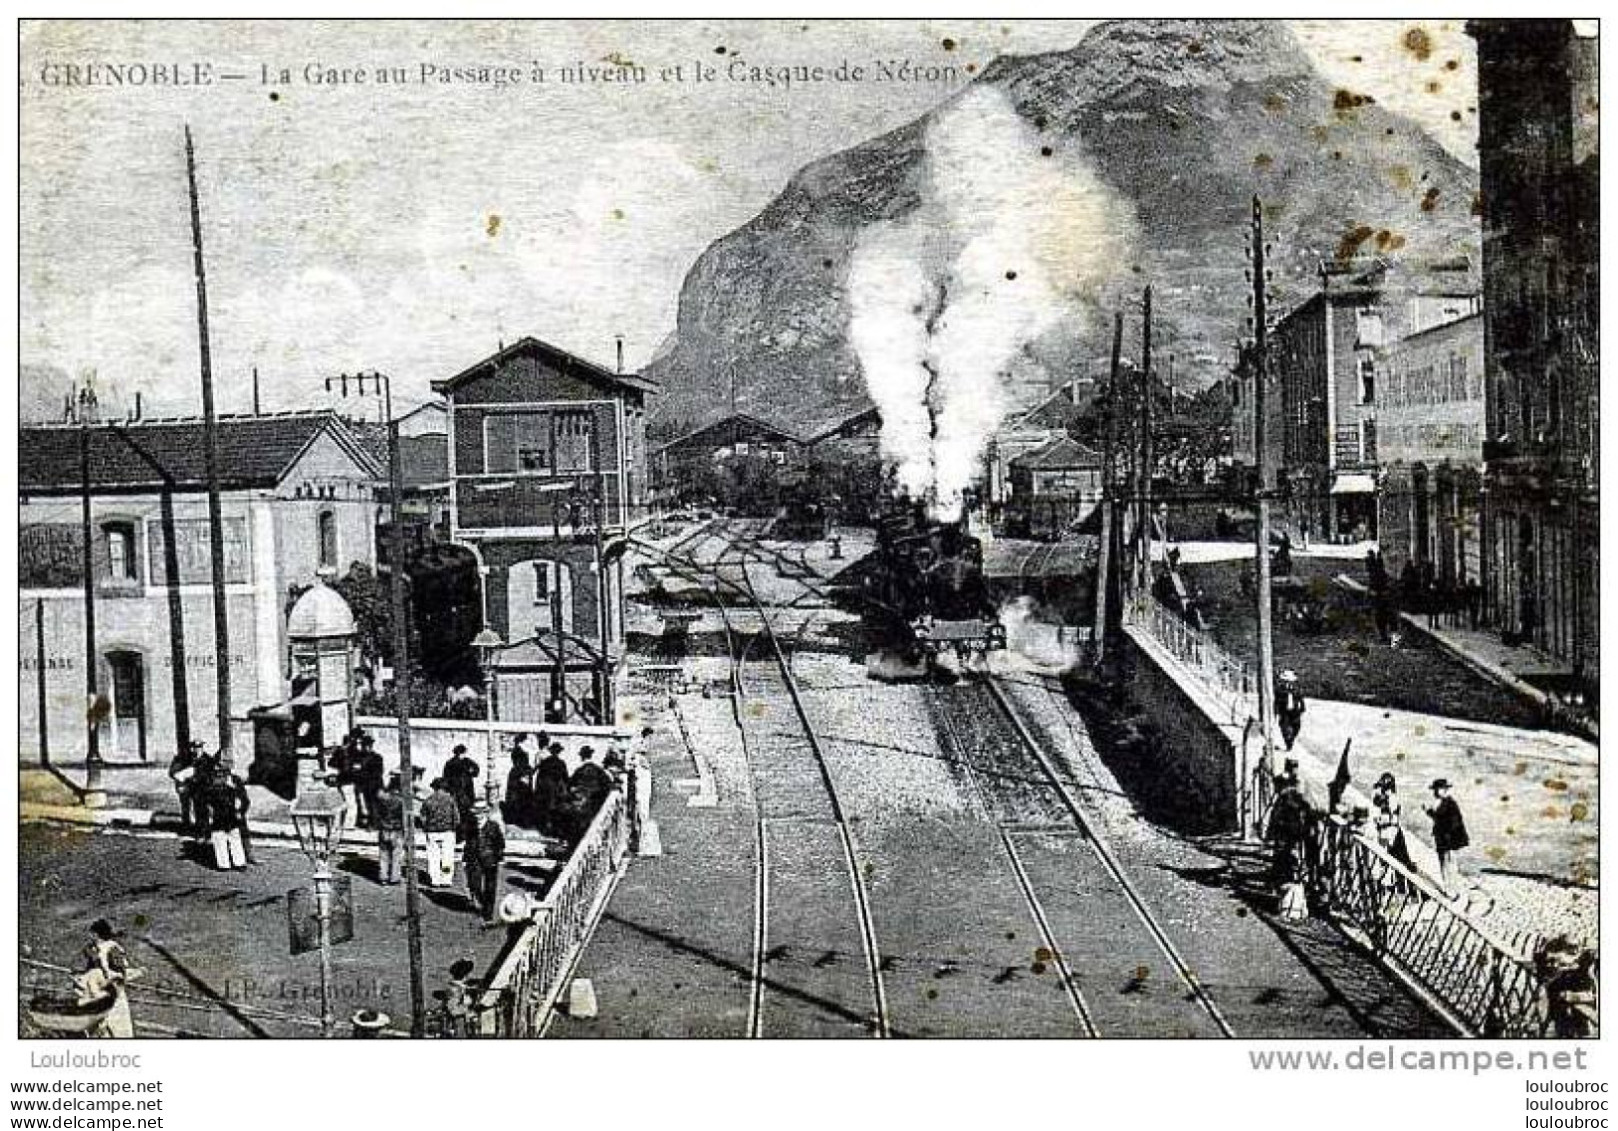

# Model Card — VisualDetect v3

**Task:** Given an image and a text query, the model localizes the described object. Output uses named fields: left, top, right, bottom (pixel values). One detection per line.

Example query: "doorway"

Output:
left=105, top=650, right=148, bottom=763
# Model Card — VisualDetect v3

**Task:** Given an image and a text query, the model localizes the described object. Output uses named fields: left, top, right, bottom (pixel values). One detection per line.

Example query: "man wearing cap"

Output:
left=462, top=802, right=507, bottom=923
left=419, top=778, right=461, bottom=888
left=443, top=744, right=481, bottom=841
left=1424, top=779, right=1470, bottom=895
left=1274, top=670, right=1306, bottom=752
left=373, top=773, right=407, bottom=885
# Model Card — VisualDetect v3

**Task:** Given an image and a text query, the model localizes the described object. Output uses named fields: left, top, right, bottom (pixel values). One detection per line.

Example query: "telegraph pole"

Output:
left=327, top=371, right=428, bottom=1036
left=1092, top=312, right=1124, bottom=663
left=185, top=126, right=233, bottom=761
left=1249, top=195, right=1278, bottom=837
left=78, top=389, right=102, bottom=792
left=1138, top=286, right=1155, bottom=590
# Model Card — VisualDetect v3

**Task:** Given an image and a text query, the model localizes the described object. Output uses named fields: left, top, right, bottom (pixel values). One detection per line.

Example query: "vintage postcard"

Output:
left=16, top=18, right=1598, bottom=1047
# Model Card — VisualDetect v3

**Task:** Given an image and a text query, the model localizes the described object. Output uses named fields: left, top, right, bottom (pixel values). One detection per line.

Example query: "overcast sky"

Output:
left=20, top=19, right=1481, bottom=420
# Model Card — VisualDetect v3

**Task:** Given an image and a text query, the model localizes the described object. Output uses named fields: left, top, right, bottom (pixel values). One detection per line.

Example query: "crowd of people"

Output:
left=1364, top=548, right=1484, bottom=643
left=167, top=727, right=629, bottom=926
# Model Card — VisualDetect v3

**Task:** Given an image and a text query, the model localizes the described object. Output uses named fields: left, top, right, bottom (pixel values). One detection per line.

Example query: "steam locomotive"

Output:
left=863, top=499, right=1006, bottom=660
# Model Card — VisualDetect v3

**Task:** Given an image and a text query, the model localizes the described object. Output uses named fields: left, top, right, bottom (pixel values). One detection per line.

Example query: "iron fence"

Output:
left=476, top=786, right=633, bottom=1037
left=1311, top=817, right=1593, bottom=1038
left=1124, top=592, right=1256, bottom=725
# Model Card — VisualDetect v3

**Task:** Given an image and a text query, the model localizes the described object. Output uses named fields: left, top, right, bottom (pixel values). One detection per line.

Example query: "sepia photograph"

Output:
left=13, top=14, right=1599, bottom=1068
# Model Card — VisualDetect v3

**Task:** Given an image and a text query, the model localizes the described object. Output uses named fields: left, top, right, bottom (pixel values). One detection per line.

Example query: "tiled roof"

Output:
left=19, top=411, right=382, bottom=493
left=431, top=336, right=657, bottom=396
left=1010, top=435, right=1103, bottom=471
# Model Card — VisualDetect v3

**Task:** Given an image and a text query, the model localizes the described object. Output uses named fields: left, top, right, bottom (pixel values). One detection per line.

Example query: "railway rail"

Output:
left=930, top=675, right=1235, bottom=1038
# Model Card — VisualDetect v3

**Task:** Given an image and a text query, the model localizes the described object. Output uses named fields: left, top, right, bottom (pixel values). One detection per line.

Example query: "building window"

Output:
left=103, top=521, right=137, bottom=582
left=554, top=411, right=594, bottom=473
left=1449, top=354, right=1468, bottom=402
left=1358, top=357, right=1376, bottom=405
left=317, top=509, right=338, bottom=572
left=486, top=412, right=554, bottom=474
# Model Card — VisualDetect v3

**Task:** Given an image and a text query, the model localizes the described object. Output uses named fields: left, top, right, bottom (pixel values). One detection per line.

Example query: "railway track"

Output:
left=930, top=676, right=1235, bottom=1038
left=702, top=563, right=888, bottom=1038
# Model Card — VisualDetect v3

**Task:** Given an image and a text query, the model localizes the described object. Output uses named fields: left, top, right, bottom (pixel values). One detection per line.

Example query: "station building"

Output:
left=18, top=411, right=384, bottom=766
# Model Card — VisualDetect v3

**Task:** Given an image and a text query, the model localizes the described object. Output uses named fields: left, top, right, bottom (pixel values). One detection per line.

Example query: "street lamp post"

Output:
left=289, top=785, right=347, bottom=1038
left=326, top=370, right=427, bottom=1036
left=472, top=627, right=504, bottom=806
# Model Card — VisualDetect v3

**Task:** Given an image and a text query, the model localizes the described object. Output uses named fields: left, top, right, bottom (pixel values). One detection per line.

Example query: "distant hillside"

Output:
left=646, top=18, right=1479, bottom=438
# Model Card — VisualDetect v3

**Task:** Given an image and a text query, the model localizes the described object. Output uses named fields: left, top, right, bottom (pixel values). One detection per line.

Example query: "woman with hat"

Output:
left=1371, top=772, right=1414, bottom=872
left=1424, top=779, right=1469, bottom=896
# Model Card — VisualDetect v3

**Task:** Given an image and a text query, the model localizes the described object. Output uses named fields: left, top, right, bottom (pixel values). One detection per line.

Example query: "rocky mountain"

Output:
left=645, top=19, right=1480, bottom=438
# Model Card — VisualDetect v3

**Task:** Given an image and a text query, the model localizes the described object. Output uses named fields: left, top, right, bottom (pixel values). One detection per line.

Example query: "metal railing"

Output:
left=476, top=786, right=633, bottom=1037
left=1124, top=592, right=1256, bottom=725
left=1311, top=818, right=1591, bottom=1038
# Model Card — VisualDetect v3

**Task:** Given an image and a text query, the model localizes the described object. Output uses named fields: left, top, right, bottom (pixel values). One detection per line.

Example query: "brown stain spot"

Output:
left=1513, top=761, right=1528, bottom=776
left=1445, top=59, right=1460, bottom=71
left=1030, top=961, right=1048, bottom=975
left=1426, top=81, right=1442, bottom=94
left=746, top=702, right=764, bottom=717
left=1333, top=89, right=1376, bottom=112
left=1186, top=40, right=1203, bottom=55
left=610, top=207, right=626, bottom=221
left=1485, top=845, right=1507, bottom=862
left=941, top=37, right=957, bottom=51
left=268, top=91, right=281, bottom=103
left=1254, top=153, right=1274, bottom=169
left=1543, top=806, right=1564, bottom=820
left=1505, top=826, right=1517, bottom=836
left=965, top=62, right=977, bottom=74
left=1263, top=91, right=1287, bottom=113
left=1388, top=164, right=1413, bottom=191
left=926, top=987, right=939, bottom=1000
left=1403, top=27, right=1433, bottom=61
left=1544, top=778, right=1570, bottom=792
left=1471, top=192, right=1484, bottom=217
left=1004, top=270, right=1018, bottom=281
left=1339, top=224, right=1377, bottom=260
left=1570, top=802, right=1590, bottom=822
left=1134, top=965, right=1151, bottom=981
left=485, top=214, right=502, bottom=238
left=1005, top=931, right=1017, bottom=941
left=1420, top=187, right=1441, bottom=212
left=1034, top=946, right=1054, bottom=964
left=1040, top=145, right=1054, bottom=158
left=713, top=45, right=727, bottom=55
left=1451, top=111, right=1463, bottom=122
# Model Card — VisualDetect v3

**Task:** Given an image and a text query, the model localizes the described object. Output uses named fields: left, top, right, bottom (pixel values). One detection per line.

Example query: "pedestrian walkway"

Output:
left=548, top=688, right=758, bottom=1037
left=1336, top=573, right=1595, bottom=741
left=1286, top=697, right=1597, bottom=950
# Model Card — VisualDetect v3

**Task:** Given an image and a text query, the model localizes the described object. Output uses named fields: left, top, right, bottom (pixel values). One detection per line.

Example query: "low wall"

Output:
left=1118, top=628, right=1248, bottom=831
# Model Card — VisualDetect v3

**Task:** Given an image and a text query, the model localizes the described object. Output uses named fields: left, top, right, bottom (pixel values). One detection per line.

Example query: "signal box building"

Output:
left=433, top=337, right=653, bottom=723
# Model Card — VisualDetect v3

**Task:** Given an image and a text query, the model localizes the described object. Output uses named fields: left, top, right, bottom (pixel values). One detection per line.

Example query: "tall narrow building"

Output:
left=1468, top=20, right=1599, bottom=693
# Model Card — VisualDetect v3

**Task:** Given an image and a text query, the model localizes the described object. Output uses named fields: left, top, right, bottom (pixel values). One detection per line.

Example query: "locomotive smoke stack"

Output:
left=848, top=86, right=1138, bottom=522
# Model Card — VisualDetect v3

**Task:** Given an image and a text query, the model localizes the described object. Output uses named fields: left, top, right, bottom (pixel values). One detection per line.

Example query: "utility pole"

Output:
left=1138, top=286, right=1155, bottom=590
left=185, top=126, right=233, bottom=762
left=36, top=599, right=50, bottom=767
left=1249, top=195, right=1278, bottom=838
left=1092, top=312, right=1124, bottom=663
left=77, top=393, right=101, bottom=791
left=327, top=372, right=427, bottom=1036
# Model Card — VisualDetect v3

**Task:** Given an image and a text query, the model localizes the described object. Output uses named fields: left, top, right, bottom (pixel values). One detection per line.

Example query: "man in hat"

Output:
left=463, top=801, right=507, bottom=923
left=568, top=745, right=616, bottom=841
left=1424, top=779, right=1470, bottom=895
left=354, top=732, right=385, bottom=829
left=201, top=760, right=251, bottom=872
left=169, top=740, right=205, bottom=838
left=533, top=741, right=572, bottom=838
left=419, top=778, right=461, bottom=888
left=442, top=744, right=481, bottom=841
left=1274, top=670, right=1306, bottom=752
left=373, top=772, right=408, bottom=885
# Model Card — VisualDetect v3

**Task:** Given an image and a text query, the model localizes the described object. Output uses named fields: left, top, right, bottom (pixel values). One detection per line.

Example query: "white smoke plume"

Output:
left=848, top=86, right=1138, bottom=520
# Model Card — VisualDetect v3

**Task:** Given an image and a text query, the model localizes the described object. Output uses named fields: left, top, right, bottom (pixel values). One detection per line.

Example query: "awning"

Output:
left=1331, top=472, right=1377, bottom=495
